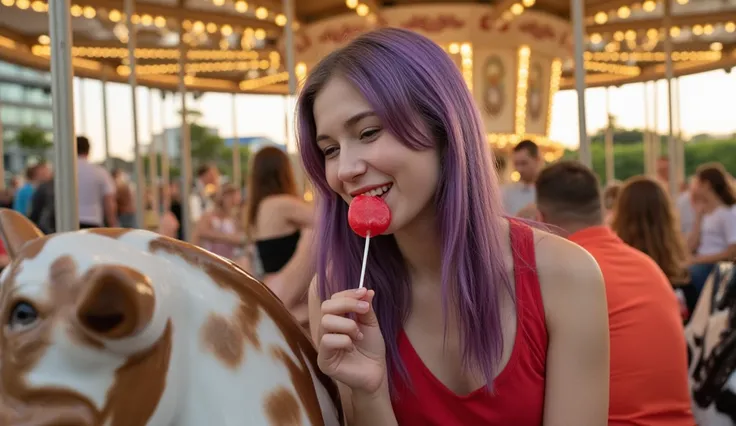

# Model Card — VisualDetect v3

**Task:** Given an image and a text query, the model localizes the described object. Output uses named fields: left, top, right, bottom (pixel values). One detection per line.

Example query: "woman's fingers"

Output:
left=321, top=314, right=364, bottom=341
left=321, top=289, right=375, bottom=316
left=319, top=333, right=355, bottom=355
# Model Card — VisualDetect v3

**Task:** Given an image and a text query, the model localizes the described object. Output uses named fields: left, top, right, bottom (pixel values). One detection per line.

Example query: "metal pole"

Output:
left=0, top=101, right=5, bottom=190
left=604, top=87, right=614, bottom=183
left=663, top=0, right=677, bottom=195
left=571, top=0, right=591, bottom=167
left=643, top=83, right=652, bottom=176
left=178, top=25, right=193, bottom=242
left=78, top=78, right=86, bottom=135
left=283, top=0, right=298, bottom=154
left=160, top=90, right=170, bottom=211
left=102, top=75, right=111, bottom=170
left=126, top=0, right=145, bottom=228
left=232, top=94, right=241, bottom=188
left=651, top=81, right=660, bottom=174
left=675, top=77, right=685, bottom=182
left=148, top=88, right=159, bottom=218
left=49, top=0, right=79, bottom=232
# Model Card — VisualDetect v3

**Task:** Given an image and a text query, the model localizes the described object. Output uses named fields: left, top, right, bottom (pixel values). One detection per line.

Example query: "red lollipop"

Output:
left=348, top=195, right=392, bottom=238
left=347, top=195, right=392, bottom=288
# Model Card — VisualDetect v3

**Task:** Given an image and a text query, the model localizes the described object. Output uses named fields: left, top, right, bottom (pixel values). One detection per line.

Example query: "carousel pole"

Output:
left=604, top=87, right=615, bottom=183
left=178, top=23, right=193, bottom=242
left=102, top=74, right=112, bottom=170
left=675, top=77, right=685, bottom=182
left=651, top=81, right=660, bottom=173
left=125, top=0, right=146, bottom=228
left=0, top=101, right=5, bottom=190
left=48, top=0, right=79, bottom=232
left=663, top=0, right=677, bottom=195
left=571, top=0, right=591, bottom=167
left=232, top=94, right=241, bottom=189
left=160, top=90, right=170, bottom=211
left=643, top=83, right=652, bottom=176
left=78, top=78, right=86, bottom=135
left=148, top=88, right=159, bottom=218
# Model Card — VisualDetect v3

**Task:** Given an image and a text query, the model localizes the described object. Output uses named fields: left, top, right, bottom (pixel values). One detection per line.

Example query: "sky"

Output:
left=72, top=68, right=736, bottom=163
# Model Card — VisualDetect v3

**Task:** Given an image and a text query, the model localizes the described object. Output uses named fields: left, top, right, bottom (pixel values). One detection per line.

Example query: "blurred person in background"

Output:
left=686, top=163, right=736, bottom=293
left=536, top=161, right=695, bottom=426
left=192, top=183, right=247, bottom=261
left=76, top=136, right=117, bottom=228
left=611, top=176, right=697, bottom=322
left=13, top=161, right=51, bottom=215
left=111, top=168, right=136, bottom=228
left=190, top=163, right=220, bottom=224
left=602, top=181, right=622, bottom=226
left=503, top=140, right=543, bottom=216
left=244, top=146, right=314, bottom=322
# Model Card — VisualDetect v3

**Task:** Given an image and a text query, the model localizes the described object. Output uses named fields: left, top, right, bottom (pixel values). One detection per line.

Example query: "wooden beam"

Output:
left=485, top=0, right=522, bottom=24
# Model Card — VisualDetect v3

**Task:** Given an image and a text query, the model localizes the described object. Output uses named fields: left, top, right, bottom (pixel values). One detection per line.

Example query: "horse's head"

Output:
left=0, top=210, right=175, bottom=425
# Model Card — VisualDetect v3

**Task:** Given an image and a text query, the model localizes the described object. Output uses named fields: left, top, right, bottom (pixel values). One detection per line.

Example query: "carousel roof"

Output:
left=0, top=0, right=735, bottom=94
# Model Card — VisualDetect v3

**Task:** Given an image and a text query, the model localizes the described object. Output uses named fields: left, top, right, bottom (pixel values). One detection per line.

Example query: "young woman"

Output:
left=192, top=184, right=246, bottom=261
left=297, top=28, right=609, bottom=425
left=686, top=163, right=736, bottom=292
left=611, top=176, right=697, bottom=320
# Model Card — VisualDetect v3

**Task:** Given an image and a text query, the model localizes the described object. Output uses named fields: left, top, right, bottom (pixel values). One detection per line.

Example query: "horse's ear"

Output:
left=0, top=208, right=44, bottom=259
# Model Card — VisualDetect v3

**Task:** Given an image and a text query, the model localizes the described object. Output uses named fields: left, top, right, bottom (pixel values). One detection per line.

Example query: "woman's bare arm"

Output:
left=536, top=231, right=610, bottom=426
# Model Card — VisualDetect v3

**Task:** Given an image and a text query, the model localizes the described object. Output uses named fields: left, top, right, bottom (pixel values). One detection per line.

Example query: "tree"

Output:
left=189, top=123, right=225, bottom=167
left=14, top=126, right=52, bottom=159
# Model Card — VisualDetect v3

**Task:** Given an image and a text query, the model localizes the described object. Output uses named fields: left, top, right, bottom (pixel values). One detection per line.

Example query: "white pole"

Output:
left=48, top=0, right=79, bottom=232
left=178, top=24, right=193, bottom=242
left=148, top=88, right=159, bottom=218
left=663, top=0, right=677, bottom=195
left=0, top=100, right=5, bottom=190
left=604, top=87, right=614, bottom=183
left=102, top=75, right=111, bottom=170
left=675, top=77, right=685, bottom=182
left=160, top=90, right=170, bottom=211
left=643, top=83, right=651, bottom=176
left=232, top=94, right=241, bottom=188
left=125, top=0, right=146, bottom=228
left=651, top=81, right=660, bottom=174
left=571, top=0, right=591, bottom=167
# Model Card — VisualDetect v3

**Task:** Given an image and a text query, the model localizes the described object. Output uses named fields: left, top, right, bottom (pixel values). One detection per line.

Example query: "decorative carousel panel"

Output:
left=524, top=54, right=552, bottom=136
left=473, top=48, right=516, bottom=135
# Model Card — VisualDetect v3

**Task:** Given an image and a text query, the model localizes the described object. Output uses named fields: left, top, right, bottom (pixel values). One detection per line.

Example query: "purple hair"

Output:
left=296, top=28, right=511, bottom=393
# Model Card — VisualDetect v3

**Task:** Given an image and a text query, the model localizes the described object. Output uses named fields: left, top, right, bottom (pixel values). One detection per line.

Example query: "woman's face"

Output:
left=313, top=76, right=439, bottom=235
left=692, top=177, right=715, bottom=202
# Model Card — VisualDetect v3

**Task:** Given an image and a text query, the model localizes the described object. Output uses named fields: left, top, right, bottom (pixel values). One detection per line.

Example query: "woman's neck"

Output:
left=393, top=208, right=442, bottom=285
left=703, top=196, right=723, bottom=213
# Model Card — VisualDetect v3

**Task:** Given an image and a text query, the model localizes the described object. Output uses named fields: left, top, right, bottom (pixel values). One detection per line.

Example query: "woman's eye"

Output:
left=8, top=301, right=39, bottom=331
left=322, top=146, right=339, bottom=158
left=360, top=128, right=381, bottom=140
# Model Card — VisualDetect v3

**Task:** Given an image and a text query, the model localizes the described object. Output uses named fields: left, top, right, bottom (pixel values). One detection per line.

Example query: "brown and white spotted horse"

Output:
left=0, top=209, right=343, bottom=425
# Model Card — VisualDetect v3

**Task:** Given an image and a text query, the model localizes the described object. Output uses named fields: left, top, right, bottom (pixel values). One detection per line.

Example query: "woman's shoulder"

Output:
left=526, top=225, right=606, bottom=318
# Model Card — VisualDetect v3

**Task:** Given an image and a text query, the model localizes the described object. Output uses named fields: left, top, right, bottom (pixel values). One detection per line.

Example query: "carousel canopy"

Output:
left=0, top=0, right=734, bottom=94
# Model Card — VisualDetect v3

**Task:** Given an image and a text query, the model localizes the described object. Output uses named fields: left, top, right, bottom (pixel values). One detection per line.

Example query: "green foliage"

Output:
left=562, top=138, right=736, bottom=182
left=190, top=123, right=225, bottom=167
left=14, top=126, right=52, bottom=158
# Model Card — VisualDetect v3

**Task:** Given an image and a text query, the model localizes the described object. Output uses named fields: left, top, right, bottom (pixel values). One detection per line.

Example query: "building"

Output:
left=0, top=60, right=53, bottom=178
left=149, top=125, right=220, bottom=159
left=223, top=136, right=283, bottom=152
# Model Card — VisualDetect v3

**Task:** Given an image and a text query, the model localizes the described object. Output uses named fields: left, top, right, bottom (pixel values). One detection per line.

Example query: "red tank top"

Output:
left=391, top=220, right=548, bottom=425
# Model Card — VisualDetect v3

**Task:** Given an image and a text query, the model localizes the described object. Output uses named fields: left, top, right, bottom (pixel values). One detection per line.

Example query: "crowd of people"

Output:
left=1, top=27, right=735, bottom=426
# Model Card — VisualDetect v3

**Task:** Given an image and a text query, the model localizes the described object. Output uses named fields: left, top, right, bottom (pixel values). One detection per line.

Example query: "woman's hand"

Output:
left=317, top=287, right=387, bottom=396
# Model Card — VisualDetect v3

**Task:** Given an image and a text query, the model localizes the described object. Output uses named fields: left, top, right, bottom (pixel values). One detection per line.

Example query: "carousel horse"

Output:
left=0, top=209, right=343, bottom=425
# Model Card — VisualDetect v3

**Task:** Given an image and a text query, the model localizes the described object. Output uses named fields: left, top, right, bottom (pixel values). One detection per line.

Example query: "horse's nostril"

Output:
left=81, top=313, right=125, bottom=334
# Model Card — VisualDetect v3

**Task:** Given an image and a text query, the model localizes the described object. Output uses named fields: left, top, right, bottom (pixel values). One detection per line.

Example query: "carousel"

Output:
left=0, top=0, right=735, bottom=233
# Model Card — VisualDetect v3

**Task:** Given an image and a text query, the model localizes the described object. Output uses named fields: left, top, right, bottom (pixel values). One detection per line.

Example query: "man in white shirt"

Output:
left=502, top=140, right=543, bottom=216
left=189, top=163, right=220, bottom=223
left=76, top=136, right=117, bottom=228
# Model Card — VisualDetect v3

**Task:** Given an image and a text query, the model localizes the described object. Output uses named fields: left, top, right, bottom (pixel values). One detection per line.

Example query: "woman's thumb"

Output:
left=357, top=289, right=379, bottom=326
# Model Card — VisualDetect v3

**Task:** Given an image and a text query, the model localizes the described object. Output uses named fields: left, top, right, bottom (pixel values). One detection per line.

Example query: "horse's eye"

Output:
left=8, top=302, right=38, bottom=331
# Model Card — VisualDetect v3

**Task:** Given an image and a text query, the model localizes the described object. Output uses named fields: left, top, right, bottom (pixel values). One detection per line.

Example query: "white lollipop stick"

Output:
left=358, top=232, right=371, bottom=289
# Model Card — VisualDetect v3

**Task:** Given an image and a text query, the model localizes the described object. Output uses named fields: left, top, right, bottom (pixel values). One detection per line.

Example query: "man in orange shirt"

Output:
left=535, top=161, right=695, bottom=426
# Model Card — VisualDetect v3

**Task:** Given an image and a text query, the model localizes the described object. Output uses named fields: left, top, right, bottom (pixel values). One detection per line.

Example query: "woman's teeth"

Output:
left=364, top=184, right=392, bottom=197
